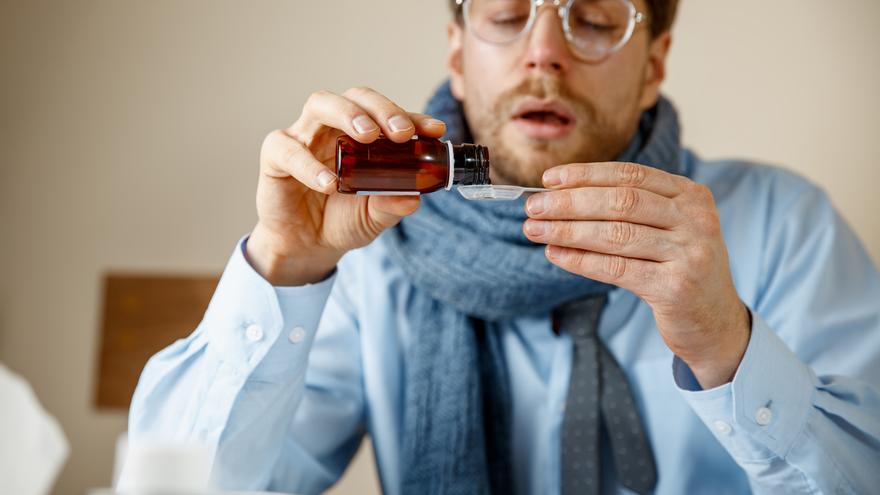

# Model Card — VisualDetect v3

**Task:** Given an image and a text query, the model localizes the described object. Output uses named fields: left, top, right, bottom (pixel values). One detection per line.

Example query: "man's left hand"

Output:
left=523, top=162, right=751, bottom=389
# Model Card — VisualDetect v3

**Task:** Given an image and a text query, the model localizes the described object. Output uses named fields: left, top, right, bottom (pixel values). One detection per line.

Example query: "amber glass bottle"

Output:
left=336, top=136, right=490, bottom=194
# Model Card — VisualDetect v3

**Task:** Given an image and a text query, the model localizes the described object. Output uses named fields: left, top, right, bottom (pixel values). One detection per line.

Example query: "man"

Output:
left=127, top=0, right=880, bottom=493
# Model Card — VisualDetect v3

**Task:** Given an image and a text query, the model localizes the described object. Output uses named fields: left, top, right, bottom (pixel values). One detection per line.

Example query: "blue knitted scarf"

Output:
left=383, top=81, right=686, bottom=493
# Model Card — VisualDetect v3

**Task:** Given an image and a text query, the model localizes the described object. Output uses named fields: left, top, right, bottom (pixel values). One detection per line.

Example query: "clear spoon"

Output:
left=457, top=184, right=550, bottom=201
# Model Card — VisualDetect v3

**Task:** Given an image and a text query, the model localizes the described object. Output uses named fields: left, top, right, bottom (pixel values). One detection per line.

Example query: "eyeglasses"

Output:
left=455, top=0, right=647, bottom=62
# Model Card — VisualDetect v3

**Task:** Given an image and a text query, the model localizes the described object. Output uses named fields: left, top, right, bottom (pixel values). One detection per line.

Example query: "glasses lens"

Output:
left=566, top=0, right=634, bottom=60
left=466, top=0, right=533, bottom=44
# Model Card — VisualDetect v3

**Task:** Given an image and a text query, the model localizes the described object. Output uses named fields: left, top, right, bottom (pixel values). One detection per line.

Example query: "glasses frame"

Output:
left=455, top=0, right=647, bottom=62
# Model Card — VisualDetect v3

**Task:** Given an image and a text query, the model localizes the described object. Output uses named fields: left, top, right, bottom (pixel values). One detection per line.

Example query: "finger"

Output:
left=262, top=129, right=337, bottom=194
left=523, top=220, right=679, bottom=262
left=408, top=112, right=447, bottom=138
left=367, top=195, right=422, bottom=230
left=342, top=86, right=416, bottom=143
left=543, top=162, right=686, bottom=198
left=525, top=187, right=682, bottom=229
left=545, top=245, right=660, bottom=291
left=289, top=89, right=382, bottom=144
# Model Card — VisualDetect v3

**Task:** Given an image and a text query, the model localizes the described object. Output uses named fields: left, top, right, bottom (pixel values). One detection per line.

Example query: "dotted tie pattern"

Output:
left=557, top=295, right=657, bottom=495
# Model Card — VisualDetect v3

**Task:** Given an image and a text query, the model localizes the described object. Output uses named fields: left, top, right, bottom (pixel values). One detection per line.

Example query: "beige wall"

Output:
left=1, top=1, right=877, bottom=494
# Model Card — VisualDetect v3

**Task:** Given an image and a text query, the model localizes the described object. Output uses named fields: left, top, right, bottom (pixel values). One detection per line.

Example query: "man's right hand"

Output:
left=246, top=87, right=447, bottom=286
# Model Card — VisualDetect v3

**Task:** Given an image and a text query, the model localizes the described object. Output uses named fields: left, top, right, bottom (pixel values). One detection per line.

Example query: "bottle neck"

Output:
left=450, top=143, right=490, bottom=186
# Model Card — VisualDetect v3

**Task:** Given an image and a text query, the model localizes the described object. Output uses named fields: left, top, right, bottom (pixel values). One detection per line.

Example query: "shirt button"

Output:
left=289, top=326, right=306, bottom=344
left=755, top=406, right=773, bottom=426
left=712, top=420, right=732, bottom=436
left=244, top=324, right=264, bottom=342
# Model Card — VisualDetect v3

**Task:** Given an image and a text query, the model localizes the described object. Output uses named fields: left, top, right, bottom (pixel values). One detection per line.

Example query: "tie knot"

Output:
left=554, top=294, right=607, bottom=339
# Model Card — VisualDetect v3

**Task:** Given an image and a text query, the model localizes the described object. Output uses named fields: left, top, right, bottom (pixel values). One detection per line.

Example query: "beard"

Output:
left=462, top=76, right=643, bottom=187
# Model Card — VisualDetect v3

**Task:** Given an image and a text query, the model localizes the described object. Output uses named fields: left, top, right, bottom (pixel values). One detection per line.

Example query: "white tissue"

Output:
left=0, top=363, right=69, bottom=495
left=116, top=438, right=212, bottom=494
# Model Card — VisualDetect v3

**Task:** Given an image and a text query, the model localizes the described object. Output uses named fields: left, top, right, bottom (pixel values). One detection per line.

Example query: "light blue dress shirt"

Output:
left=128, top=151, right=880, bottom=494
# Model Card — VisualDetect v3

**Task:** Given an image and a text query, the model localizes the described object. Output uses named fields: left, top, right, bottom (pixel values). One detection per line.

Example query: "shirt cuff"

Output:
left=201, top=235, right=337, bottom=381
left=673, top=309, right=816, bottom=462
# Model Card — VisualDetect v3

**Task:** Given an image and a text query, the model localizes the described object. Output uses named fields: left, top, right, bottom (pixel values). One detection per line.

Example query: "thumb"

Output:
left=366, top=196, right=421, bottom=232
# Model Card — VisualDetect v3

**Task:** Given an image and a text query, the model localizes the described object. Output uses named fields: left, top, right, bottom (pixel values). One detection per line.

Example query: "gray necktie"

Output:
left=556, top=295, right=657, bottom=495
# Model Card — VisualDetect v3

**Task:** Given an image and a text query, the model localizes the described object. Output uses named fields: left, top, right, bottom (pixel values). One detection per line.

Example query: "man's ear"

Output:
left=638, top=31, right=672, bottom=111
left=447, top=20, right=465, bottom=100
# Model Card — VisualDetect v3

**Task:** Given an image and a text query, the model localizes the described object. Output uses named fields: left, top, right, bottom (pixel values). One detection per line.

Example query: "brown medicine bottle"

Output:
left=336, top=135, right=490, bottom=195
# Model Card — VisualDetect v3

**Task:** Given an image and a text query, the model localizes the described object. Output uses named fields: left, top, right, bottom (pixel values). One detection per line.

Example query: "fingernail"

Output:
left=352, top=115, right=378, bottom=134
left=317, top=170, right=336, bottom=188
left=388, top=115, right=414, bottom=133
left=425, top=118, right=445, bottom=127
left=525, top=220, right=548, bottom=236
left=527, top=194, right=548, bottom=215
left=543, top=168, right=562, bottom=187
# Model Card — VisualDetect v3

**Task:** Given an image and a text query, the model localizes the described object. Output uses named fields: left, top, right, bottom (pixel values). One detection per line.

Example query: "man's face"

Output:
left=447, top=0, right=670, bottom=186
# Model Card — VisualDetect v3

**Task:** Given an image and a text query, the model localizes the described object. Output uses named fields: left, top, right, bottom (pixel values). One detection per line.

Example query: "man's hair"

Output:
left=448, top=0, right=679, bottom=38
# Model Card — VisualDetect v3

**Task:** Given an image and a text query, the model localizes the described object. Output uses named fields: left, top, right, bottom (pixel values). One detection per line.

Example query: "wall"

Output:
left=1, top=1, right=877, bottom=494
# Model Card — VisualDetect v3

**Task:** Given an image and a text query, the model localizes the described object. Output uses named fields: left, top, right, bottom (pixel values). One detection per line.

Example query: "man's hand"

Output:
left=523, top=162, right=751, bottom=389
left=248, top=87, right=446, bottom=286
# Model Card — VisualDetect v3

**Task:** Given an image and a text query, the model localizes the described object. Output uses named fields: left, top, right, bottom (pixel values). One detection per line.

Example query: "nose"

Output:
left=522, top=7, right=572, bottom=74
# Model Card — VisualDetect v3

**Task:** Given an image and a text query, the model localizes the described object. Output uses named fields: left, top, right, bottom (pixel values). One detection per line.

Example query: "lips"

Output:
left=511, top=99, right=577, bottom=140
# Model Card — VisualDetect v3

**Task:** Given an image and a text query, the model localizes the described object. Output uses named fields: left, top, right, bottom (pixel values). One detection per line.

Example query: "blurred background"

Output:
left=1, top=0, right=878, bottom=493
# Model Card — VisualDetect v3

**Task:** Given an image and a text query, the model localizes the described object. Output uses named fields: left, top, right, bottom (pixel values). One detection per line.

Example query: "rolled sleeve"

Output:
left=674, top=309, right=816, bottom=462
left=201, top=236, right=336, bottom=382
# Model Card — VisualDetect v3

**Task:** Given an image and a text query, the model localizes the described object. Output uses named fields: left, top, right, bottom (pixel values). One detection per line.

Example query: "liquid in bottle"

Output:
left=336, top=136, right=490, bottom=195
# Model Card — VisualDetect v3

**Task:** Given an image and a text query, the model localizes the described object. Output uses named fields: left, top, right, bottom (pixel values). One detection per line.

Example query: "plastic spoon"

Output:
left=457, top=184, right=550, bottom=201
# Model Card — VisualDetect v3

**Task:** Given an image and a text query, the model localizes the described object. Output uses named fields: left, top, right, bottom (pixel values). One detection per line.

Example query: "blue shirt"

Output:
left=128, top=151, right=880, bottom=494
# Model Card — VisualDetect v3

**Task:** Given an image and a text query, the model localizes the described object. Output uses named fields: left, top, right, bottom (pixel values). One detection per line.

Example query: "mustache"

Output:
left=494, top=77, right=597, bottom=121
